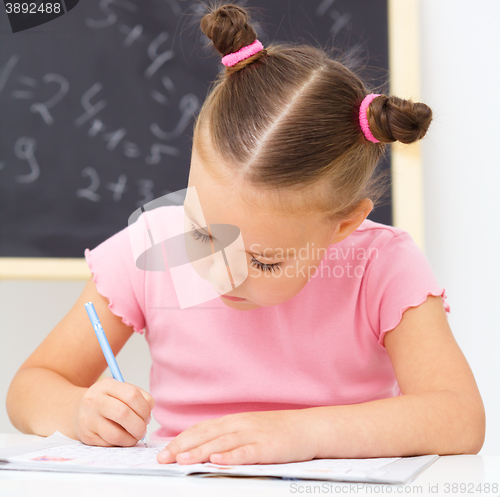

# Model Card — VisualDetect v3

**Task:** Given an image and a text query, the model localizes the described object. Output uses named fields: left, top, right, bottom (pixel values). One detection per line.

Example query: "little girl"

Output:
left=7, top=3, right=485, bottom=465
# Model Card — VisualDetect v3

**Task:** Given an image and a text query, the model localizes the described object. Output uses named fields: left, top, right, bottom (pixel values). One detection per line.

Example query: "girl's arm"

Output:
left=156, top=294, right=485, bottom=465
left=310, top=294, right=485, bottom=458
left=6, top=277, right=153, bottom=444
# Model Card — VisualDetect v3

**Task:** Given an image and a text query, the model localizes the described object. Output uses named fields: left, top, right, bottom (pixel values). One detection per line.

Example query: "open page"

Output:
left=0, top=431, right=439, bottom=484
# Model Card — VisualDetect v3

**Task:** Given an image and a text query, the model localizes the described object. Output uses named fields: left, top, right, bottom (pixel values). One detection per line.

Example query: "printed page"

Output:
left=0, top=431, right=438, bottom=484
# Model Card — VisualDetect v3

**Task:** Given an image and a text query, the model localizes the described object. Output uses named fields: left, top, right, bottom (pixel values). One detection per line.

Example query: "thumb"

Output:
left=137, top=386, right=155, bottom=411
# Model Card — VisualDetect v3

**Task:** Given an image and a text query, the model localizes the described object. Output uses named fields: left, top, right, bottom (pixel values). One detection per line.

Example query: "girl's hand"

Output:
left=72, top=377, right=155, bottom=447
left=156, top=409, right=319, bottom=465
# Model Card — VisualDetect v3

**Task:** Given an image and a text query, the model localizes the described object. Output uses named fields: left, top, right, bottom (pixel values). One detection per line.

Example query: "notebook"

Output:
left=0, top=431, right=438, bottom=484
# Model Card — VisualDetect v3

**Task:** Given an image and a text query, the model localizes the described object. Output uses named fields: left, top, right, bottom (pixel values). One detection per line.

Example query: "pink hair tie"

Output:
left=359, top=93, right=382, bottom=143
left=221, top=39, right=264, bottom=67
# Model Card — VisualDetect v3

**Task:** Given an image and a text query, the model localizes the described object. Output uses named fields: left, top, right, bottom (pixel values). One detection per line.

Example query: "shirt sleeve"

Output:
left=84, top=224, right=146, bottom=335
left=364, top=231, right=451, bottom=349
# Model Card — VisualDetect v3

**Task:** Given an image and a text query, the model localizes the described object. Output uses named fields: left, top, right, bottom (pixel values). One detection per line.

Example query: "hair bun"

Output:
left=200, top=3, right=260, bottom=62
left=367, top=95, right=432, bottom=144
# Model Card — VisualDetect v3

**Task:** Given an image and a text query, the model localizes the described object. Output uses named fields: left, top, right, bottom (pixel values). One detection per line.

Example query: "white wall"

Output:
left=420, top=0, right=500, bottom=455
left=1, top=0, right=498, bottom=456
left=0, top=280, right=161, bottom=437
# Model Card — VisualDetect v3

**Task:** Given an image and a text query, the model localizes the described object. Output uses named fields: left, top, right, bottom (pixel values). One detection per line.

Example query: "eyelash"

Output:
left=189, top=223, right=284, bottom=273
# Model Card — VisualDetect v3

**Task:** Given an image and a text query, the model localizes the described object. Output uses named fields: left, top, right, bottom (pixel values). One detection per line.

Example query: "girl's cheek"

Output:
left=266, top=269, right=304, bottom=297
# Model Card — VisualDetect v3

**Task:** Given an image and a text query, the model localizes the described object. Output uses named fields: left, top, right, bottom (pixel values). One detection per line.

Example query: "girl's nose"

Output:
left=209, top=255, right=233, bottom=293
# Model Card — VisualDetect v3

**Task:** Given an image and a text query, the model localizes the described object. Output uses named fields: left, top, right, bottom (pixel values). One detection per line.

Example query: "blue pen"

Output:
left=85, top=302, right=147, bottom=446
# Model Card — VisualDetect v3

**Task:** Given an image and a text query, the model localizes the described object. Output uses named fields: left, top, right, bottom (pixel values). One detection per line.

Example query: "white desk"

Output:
left=0, top=434, right=499, bottom=497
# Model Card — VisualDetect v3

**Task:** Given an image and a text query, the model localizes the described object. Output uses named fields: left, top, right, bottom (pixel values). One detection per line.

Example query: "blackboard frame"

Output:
left=0, top=0, right=423, bottom=279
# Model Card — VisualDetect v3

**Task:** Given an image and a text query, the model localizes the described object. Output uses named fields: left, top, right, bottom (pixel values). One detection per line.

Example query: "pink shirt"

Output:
left=85, top=206, right=450, bottom=439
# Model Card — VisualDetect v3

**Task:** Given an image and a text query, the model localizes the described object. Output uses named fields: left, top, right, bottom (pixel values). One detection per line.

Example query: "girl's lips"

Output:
left=221, top=295, right=247, bottom=301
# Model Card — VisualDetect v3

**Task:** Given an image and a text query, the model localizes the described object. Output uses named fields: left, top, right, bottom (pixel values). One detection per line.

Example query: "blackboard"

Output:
left=0, top=0, right=390, bottom=258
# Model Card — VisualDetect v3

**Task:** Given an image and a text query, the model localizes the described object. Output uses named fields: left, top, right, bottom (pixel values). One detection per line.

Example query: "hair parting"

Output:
left=191, top=2, right=433, bottom=222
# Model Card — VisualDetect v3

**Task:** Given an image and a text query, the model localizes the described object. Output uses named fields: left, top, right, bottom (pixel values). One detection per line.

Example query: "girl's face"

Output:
left=184, top=146, right=372, bottom=311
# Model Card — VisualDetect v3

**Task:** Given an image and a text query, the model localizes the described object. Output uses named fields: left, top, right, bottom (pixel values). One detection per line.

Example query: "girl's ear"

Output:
left=329, top=199, right=373, bottom=245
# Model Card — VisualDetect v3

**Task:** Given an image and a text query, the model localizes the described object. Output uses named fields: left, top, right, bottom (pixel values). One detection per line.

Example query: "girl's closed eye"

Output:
left=188, top=222, right=283, bottom=273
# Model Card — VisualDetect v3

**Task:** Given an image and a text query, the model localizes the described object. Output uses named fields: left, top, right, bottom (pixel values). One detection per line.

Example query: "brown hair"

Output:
left=192, top=2, right=432, bottom=223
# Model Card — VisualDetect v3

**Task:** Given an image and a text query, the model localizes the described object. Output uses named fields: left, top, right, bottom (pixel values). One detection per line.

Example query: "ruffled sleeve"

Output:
left=84, top=224, right=146, bottom=335
left=364, top=231, right=450, bottom=349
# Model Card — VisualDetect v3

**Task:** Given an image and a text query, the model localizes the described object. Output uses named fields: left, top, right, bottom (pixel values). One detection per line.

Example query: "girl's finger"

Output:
left=97, top=417, right=140, bottom=447
left=136, top=386, right=155, bottom=410
left=158, top=432, right=249, bottom=465
left=81, top=429, right=114, bottom=447
left=99, top=395, right=148, bottom=441
left=209, top=442, right=262, bottom=466
left=158, top=417, right=227, bottom=462
left=100, top=378, right=152, bottom=423
left=171, top=413, right=248, bottom=455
